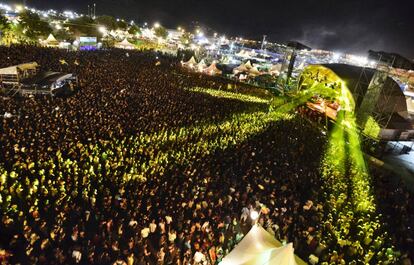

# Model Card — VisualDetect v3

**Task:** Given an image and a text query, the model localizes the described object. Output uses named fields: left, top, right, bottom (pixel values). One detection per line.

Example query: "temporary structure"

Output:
left=115, top=38, right=136, bottom=50
left=233, top=61, right=251, bottom=74
left=236, top=50, right=249, bottom=58
left=249, top=66, right=261, bottom=76
left=0, top=62, right=39, bottom=84
left=204, top=62, right=222, bottom=75
left=269, top=64, right=282, bottom=75
left=43, top=34, right=59, bottom=47
left=197, top=59, right=207, bottom=71
left=182, top=56, right=198, bottom=69
left=244, top=60, right=253, bottom=69
left=219, top=225, right=307, bottom=265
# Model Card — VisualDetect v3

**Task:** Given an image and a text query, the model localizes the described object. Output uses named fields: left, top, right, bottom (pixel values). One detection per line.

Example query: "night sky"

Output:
left=5, top=0, right=414, bottom=58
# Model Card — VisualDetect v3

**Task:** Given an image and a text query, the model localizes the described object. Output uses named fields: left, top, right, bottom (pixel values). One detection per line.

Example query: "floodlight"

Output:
left=99, top=26, right=107, bottom=34
left=250, top=210, right=259, bottom=221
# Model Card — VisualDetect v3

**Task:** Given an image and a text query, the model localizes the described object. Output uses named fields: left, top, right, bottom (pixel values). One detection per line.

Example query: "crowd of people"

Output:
left=0, top=45, right=412, bottom=264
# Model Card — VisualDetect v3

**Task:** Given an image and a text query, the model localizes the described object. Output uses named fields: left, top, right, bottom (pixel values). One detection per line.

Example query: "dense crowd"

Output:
left=0, top=45, right=412, bottom=264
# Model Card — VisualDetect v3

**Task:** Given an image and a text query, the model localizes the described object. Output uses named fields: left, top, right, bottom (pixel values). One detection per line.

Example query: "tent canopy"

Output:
left=46, top=34, right=58, bottom=44
left=184, top=56, right=197, bottom=65
left=204, top=62, right=222, bottom=75
left=197, top=59, right=207, bottom=68
left=115, top=38, right=135, bottom=49
left=244, top=60, right=253, bottom=69
left=219, top=225, right=307, bottom=265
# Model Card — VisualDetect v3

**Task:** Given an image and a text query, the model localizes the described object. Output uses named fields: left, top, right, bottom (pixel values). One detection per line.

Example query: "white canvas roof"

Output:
left=184, top=56, right=197, bottom=65
left=197, top=59, right=207, bottom=68
left=115, top=38, right=135, bottom=49
left=233, top=63, right=249, bottom=74
left=183, top=56, right=197, bottom=68
left=249, top=66, right=261, bottom=76
left=244, top=60, right=253, bottom=69
left=219, top=225, right=307, bottom=265
left=46, top=34, right=58, bottom=43
left=236, top=50, right=249, bottom=57
left=270, top=64, right=282, bottom=74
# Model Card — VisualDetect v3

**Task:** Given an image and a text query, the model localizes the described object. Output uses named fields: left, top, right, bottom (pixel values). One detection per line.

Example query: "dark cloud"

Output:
left=7, top=0, right=414, bottom=58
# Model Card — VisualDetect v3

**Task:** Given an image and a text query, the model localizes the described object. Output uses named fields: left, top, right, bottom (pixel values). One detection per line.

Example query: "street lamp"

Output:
left=99, top=26, right=107, bottom=35
left=154, top=22, right=160, bottom=28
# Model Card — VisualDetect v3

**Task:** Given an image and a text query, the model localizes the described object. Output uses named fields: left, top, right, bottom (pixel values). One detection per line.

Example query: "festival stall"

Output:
left=219, top=225, right=307, bottom=265
left=269, top=64, right=282, bottom=75
left=43, top=34, right=59, bottom=48
left=204, top=61, right=222, bottom=75
left=233, top=61, right=253, bottom=74
left=197, top=59, right=207, bottom=72
left=182, top=56, right=198, bottom=69
left=248, top=66, right=261, bottom=77
left=115, top=38, right=136, bottom=50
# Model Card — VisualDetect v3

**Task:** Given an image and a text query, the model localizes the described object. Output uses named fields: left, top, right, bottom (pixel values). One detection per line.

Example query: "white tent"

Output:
left=43, top=34, right=59, bottom=47
left=0, top=62, right=38, bottom=75
left=115, top=38, right=136, bottom=50
left=182, top=56, right=198, bottom=69
left=244, top=60, right=253, bottom=69
left=233, top=63, right=249, bottom=74
left=219, top=225, right=307, bottom=265
left=221, top=56, right=231, bottom=64
left=249, top=66, right=261, bottom=76
left=236, top=50, right=249, bottom=58
left=197, top=59, right=207, bottom=71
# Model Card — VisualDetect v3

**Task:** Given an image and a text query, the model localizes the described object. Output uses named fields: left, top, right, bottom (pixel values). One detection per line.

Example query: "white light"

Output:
left=99, top=26, right=107, bottom=34
left=15, top=5, right=23, bottom=12
left=250, top=210, right=259, bottom=221
left=332, top=52, right=341, bottom=61
left=154, top=22, right=160, bottom=28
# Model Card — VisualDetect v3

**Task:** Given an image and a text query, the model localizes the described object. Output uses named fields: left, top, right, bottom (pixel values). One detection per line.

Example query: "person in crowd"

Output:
left=0, top=45, right=412, bottom=265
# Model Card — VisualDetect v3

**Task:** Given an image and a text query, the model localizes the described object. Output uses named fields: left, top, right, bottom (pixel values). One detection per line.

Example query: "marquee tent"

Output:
left=221, top=56, right=232, bottom=64
left=236, top=50, right=249, bottom=58
left=115, top=39, right=136, bottom=50
left=233, top=61, right=253, bottom=74
left=219, top=225, right=307, bottom=265
left=244, top=60, right=253, bottom=69
left=249, top=66, right=261, bottom=76
left=269, top=64, right=282, bottom=75
left=43, top=34, right=59, bottom=47
left=182, top=56, right=197, bottom=68
left=204, top=62, right=222, bottom=75
left=197, top=59, right=207, bottom=71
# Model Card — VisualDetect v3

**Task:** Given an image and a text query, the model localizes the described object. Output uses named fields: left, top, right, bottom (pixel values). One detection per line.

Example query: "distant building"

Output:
left=368, top=50, right=414, bottom=70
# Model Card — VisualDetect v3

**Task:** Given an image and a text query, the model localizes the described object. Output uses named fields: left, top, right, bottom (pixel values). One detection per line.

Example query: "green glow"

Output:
left=186, top=87, right=271, bottom=104
left=363, top=116, right=381, bottom=139
left=0, top=86, right=291, bottom=215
